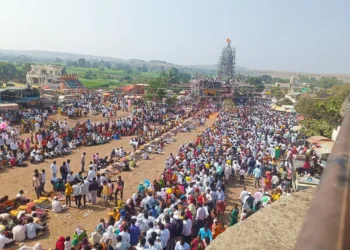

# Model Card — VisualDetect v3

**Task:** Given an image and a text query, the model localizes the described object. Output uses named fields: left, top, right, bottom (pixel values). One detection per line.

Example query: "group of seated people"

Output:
left=0, top=192, right=48, bottom=249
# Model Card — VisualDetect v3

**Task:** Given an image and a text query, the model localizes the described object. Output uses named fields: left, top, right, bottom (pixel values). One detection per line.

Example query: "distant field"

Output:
left=66, top=67, right=159, bottom=88
left=255, top=69, right=350, bottom=82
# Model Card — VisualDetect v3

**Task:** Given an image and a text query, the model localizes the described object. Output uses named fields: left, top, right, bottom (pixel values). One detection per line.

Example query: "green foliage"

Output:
left=273, top=77, right=290, bottom=83
left=77, top=58, right=87, bottom=67
left=318, top=77, right=342, bottom=89
left=146, top=77, right=167, bottom=100
left=247, top=77, right=264, bottom=92
left=125, top=68, right=134, bottom=74
left=300, top=119, right=333, bottom=138
left=168, top=67, right=180, bottom=84
left=270, top=87, right=284, bottom=99
left=260, top=75, right=273, bottom=84
left=179, top=72, right=191, bottom=83
left=0, top=62, right=17, bottom=82
left=83, top=70, right=97, bottom=79
left=142, top=65, right=148, bottom=72
left=55, top=57, right=63, bottom=63
left=22, top=63, right=32, bottom=72
left=120, top=76, right=132, bottom=83
left=295, top=84, right=350, bottom=137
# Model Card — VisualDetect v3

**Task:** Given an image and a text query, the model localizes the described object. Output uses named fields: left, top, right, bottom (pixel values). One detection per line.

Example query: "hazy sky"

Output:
left=1, top=0, right=349, bottom=74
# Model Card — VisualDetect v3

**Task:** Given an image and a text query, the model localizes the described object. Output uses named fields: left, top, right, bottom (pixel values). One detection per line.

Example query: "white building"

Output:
left=26, top=65, right=63, bottom=88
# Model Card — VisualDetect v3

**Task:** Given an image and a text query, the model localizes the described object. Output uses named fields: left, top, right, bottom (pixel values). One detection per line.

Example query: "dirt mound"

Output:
left=207, top=188, right=315, bottom=250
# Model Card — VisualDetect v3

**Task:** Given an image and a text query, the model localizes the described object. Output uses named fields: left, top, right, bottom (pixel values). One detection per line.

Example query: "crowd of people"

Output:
left=0, top=98, right=325, bottom=250
left=44, top=100, right=303, bottom=250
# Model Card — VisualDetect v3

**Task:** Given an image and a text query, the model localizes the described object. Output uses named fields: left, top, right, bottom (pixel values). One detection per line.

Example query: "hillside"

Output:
left=207, top=188, right=315, bottom=250
left=1, top=49, right=349, bottom=81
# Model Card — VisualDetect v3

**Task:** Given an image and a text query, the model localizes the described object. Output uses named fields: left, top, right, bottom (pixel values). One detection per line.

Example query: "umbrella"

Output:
left=103, top=93, right=111, bottom=97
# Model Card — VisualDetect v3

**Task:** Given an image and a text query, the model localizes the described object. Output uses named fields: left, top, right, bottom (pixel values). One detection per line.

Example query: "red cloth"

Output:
left=55, top=236, right=65, bottom=250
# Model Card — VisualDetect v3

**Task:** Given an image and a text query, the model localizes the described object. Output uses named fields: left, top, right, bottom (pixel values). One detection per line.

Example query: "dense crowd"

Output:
left=0, top=99, right=325, bottom=250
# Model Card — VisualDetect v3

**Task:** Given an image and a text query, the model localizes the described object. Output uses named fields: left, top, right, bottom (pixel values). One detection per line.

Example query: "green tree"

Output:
left=270, top=87, right=284, bottom=99
left=22, top=63, right=32, bottom=72
left=318, top=77, right=342, bottom=89
left=260, top=75, right=273, bottom=84
left=83, top=70, right=97, bottom=79
left=168, top=67, right=180, bottom=84
left=300, top=119, right=333, bottom=138
left=0, top=62, right=17, bottom=82
left=146, top=77, right=167, bottom=100
left=120, top=76, right=132, bottom=83
left=125, top=68, right=134, bottom=74
left=295, top=84, right=350, bottom=137
left=179, top=72, right=191, bottom=83
left=273, top=77, right=289, bottom=83
left=247, top=77, right=264, bottom=92
left=55, top=57, right=63, bottom=63
left=92, top=62, right=99, bottom=68
left=142, top=65, right=148, bottom=72
left=77, top=58, right=87, bottom=67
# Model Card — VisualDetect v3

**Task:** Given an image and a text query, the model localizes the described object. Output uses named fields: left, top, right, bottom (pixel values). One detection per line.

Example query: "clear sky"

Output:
left=0, top=0, right=349, bottom=74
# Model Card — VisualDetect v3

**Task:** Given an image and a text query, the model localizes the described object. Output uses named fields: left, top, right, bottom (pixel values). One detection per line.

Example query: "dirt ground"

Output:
left=1, top=111, right=221, bottom=248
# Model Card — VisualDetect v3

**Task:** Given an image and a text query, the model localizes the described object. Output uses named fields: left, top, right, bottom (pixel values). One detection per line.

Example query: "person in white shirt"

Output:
left=66, top=159, right=71, bottom=173
left=64, top=236, right=72, bottom=250
left=67, top=171, right=74, bottom=184
left=80, top=180, right=89, bottom=207
left=51, top=161, right=58, bottom=178
left=0, top=230, right=13, bottom=249
left=40, top=169, right=46, bottom=192
left=89, top=161, right=98, bottom=172
left=195, top=203, right=206, bottom=233
left=216, top=187, right=225, bottom=201
left=35, top=153, right=43, bottom=162
left=115, top=235, right=130, bottom=250
left=72, top=183, right=82, bottom=208
left=12, top=224, right=26, bottom=242
left=52, top=196, right=68, bottom=213
left=182, top=216, right=192, bottom=241
left=239, top=168, right=245, bottom=185
left=175, top=237, right=190, bottom=250
left=239, top=187, right=249, bottom=207
left=87, top=167, right=96, bottom=182
left=25, top=217, right=44, bottom=239
left=119, top=225, right=131, bottom=244
left=158, top=224, right=170, bottom=249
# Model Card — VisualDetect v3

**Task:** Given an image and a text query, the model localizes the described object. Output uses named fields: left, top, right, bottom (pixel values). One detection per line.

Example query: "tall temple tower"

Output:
left=218, top=38, right=236, bottom=81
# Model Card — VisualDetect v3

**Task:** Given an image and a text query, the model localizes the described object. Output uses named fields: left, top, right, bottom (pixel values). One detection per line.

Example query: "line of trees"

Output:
left=295, top=84, right=350, bottom=138
left=0, top=62, right=27, bottom=83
